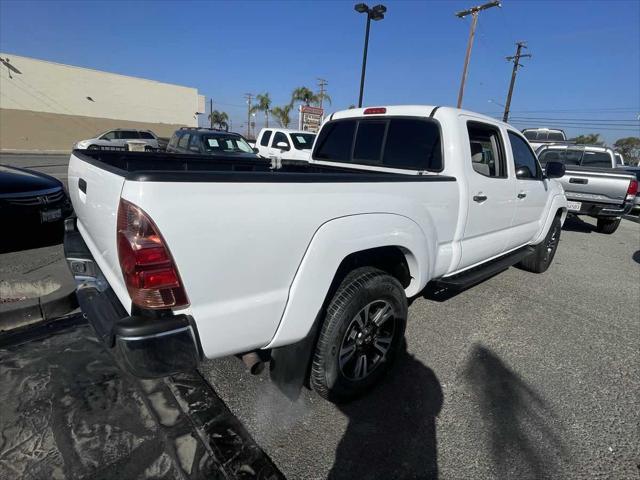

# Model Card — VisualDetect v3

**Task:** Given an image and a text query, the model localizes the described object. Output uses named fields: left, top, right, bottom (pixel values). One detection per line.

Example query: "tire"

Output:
left=596, top=217, right=621, bottom=234
left=311, top=267, right=407, bottom=403
left=88, top=144, right=99, bottom=150
left=517, top=215, right=562, bottom=274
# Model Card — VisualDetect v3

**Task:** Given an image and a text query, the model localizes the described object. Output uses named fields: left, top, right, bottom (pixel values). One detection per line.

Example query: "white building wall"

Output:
left=0, top=53, right=202, bottom=125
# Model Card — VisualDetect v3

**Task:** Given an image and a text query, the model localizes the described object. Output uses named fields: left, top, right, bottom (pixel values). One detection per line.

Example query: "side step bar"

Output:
left=434, top=245, right=536, bottom=290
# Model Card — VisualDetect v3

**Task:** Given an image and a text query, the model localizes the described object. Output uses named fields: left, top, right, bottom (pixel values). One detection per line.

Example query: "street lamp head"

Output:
left=354, top=3, right=369, bottom=13
left=370, top=11, right=384, bottom=20
left=372, top=4, right=386, bottom=14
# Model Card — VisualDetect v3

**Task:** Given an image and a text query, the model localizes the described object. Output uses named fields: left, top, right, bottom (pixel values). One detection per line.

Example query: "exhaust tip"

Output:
left=238, top=351, right=266, bottom=375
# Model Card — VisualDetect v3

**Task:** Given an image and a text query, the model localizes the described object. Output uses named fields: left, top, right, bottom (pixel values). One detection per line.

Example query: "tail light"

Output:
left=117, top=199, right=189, bottom=309
left=626, top=179, right=638, bottom=198
left=363, top=107, right=386, bottom=115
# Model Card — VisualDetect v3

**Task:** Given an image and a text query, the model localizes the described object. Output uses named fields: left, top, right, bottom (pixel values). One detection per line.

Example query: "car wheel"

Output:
left=311, top=267, right=407, bottom=403
left=517, top=214, right=561, bottom=274
left=596, top=217, right=620, bottom=234
left=88, top=144, right=99, bottom=150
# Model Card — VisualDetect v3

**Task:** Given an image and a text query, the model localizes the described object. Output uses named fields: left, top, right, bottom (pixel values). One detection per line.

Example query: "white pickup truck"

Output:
left=64, top=105, right=568, bottom=403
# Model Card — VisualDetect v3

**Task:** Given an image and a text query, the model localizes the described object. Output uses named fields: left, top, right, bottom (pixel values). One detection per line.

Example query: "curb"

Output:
left=0, top=283, right=78, bottom=333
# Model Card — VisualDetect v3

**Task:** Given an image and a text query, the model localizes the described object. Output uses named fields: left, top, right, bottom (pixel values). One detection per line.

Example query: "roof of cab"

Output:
left=329, top=105, right=513, bottom=130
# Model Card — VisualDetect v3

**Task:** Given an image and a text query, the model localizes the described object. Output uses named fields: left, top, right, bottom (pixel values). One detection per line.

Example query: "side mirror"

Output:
left=252, top=147, right=259, bottom=154
left=515, top=166, right=532, bottom=179
left=545, top=161, right=565, bottom=179
left=276, top=141, right=290, bottom=151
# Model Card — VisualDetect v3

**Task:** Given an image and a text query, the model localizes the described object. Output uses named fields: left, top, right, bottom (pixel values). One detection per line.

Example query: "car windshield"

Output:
left=202, top=135, right=253, bottom=153
left=290, top=133, right=316, bottom=150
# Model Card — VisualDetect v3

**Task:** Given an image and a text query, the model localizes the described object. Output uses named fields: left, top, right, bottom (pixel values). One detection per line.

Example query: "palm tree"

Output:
left=316, top=91, right=332, bottom=109
left=251, top=93, right=272, bottom=128
left=271, top=105, right=292, bottom=128
left=291, top=86, right=319, bottom=107
left=208, top=110, right=229, bottom=131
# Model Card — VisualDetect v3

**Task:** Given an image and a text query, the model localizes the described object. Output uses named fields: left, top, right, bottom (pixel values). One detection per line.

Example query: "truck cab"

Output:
left=255, top=128, right=316, bottom=166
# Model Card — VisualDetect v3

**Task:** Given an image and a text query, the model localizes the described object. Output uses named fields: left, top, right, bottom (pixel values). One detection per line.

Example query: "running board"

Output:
left=434, top=246, right=536, bottom=290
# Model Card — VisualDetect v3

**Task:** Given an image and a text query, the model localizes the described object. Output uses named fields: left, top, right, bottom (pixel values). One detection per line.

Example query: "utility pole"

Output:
left=244, top=93, right=253, bottom=138
left=455, top=1, right=501, bottom=108
left=317, top=78, right=328, bottom=109
left=209, top=98, right=213, bottom=128
left=503, top=42, right=531, bottom=122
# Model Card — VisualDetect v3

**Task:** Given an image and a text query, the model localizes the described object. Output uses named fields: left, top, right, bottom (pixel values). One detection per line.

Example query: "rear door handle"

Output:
left=517, top=192, right=527, bottom=199
left=78, top=178, right=87, bottom=194
left=569, top=178, right=588, bottom=184
left=473, top=194, right=488, bottom=203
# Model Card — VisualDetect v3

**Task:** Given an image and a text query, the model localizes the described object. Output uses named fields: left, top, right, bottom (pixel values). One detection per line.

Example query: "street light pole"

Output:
left=455, top=1, right=501, bottom=108
left=358, top=14, right=372, bottom=108
left=355, top=3, right=386, bottom=108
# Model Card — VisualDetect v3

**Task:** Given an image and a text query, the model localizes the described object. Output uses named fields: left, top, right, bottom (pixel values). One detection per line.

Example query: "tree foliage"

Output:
left=614, top=137, right=640, bottom=166
left=208, top=110, right=229, bottom=131
left=291, top=86, right=319, bottom=107
left=271, top=105, right=292, bottom=128
left=251, top=93, right=272, bottom=128
left=570, top=133, right=603, bottom=145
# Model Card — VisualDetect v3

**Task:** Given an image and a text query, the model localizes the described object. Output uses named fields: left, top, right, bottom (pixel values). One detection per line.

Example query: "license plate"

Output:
left=40, top=208, right=62, bottom=223
left=567, top=201, right=582, bottom=212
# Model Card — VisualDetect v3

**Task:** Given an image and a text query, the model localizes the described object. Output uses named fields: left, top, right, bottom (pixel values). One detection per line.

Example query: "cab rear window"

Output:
left=313, top=118, right=442, bottom=171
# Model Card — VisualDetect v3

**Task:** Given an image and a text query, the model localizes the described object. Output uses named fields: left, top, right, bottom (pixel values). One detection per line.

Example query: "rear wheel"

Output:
left=517, top=215, right=561, bottom=274
left=596, top=217, right=621, bottom=234
left=311, top=267, right=407, bottom=403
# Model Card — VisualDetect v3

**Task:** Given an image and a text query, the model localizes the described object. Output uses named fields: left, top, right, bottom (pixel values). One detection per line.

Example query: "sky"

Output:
left=1, top=0, right=639, bottom=144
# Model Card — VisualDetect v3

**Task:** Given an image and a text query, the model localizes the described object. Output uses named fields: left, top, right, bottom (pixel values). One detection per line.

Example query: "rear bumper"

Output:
left=64, top=218, right=201, bottom=378
left=567, top=198, right=634, bottom=218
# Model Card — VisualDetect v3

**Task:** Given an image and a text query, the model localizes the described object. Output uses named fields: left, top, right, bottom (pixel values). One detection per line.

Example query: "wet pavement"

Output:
left=0, top=319, right=282, bottom=480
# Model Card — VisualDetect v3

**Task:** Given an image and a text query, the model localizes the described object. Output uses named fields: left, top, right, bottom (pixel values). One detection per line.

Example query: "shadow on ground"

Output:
left=561, top=215, right=594, bottom=233
left=633, top=250, right=640, bottom=264
left=463, top=344, right=566, bottom=479
left=329, top=344, right=443, bottom=480
left=0, top=222, right=64, bottom=254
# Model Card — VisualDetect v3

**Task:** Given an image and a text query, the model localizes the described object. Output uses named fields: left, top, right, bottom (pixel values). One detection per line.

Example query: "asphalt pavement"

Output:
left=200, top=215, right=640, bottom=480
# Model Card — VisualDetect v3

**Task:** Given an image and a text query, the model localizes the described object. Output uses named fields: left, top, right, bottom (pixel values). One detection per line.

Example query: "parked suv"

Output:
left=166, top=128, right=260, bottom=158
left=74, top=129, right=159, bottom=151
left=255, top=128, right=316, bottom=167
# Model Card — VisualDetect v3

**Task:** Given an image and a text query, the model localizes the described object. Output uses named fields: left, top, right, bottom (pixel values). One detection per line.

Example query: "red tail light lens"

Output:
left=627, top=179, right=638, bottom=197
left=363, top=107, right=386, bottom=115
left=117, top=199, right=189, bottom=309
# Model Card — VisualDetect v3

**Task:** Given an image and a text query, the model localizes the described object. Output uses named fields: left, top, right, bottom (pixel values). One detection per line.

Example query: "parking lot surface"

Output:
left=0, top=321, right=282, bottom=480
left=201, top=215, right=640, bottom=480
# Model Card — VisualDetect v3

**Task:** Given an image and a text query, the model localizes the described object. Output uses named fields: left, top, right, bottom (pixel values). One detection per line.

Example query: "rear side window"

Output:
left=139, top=131, right=155, bottom=139
left=314, top=118, right=441, bottom=171
left=119, top=130, right=139, bottom=140
left=177, top=133, right=190, bottom=149
left=260, top=130, right=272, bottom=146
left=467, top=122, right=506, bottom=178
left=538, top=149, right=581, bottom=166
left=509, top=131, right=541, bottom=180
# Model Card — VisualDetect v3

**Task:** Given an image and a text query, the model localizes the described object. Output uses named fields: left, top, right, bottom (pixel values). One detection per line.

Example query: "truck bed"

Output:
left=73, top=150, right=452, bottom=183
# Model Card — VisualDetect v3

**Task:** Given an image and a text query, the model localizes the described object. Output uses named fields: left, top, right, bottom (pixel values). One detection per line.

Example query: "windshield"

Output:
left=290, top=133, right=316, bottom=150
left=202, top=135, right=253, bottom=154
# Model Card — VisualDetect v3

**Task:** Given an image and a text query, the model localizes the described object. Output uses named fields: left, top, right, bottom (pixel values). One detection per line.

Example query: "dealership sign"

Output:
left=298, top=105, right=324, bottom=133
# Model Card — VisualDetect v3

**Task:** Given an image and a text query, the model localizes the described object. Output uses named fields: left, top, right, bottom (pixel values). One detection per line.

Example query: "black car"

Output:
left=166, top=128, right=260, bottom=158
left=0, top=165, right=72, bottom=232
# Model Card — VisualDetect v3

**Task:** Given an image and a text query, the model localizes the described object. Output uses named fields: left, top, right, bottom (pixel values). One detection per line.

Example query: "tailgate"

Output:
left=561, top=169, right=634, bottom=205
left=67, top=152, right=131, bottom=312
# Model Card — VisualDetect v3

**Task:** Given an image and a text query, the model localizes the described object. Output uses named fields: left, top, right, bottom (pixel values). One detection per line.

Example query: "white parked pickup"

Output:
left=64, top=105, right=568, bottom=403
left=255, top=127, right=316, bottom=167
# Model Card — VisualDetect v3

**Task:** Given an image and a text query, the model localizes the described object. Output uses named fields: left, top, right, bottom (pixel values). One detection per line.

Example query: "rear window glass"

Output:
left=523, top=130, right=537, bottom=140
left=582, top=151, right=612, bottom=168
left=354, top=122, right=385, bottom=162
left=314, top=118, right=442, bottom=171
left=547, top=132, right=565, bottom=141
left=314, top=121, right=356, bottom=162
